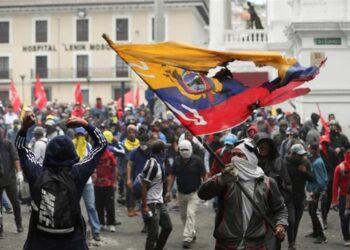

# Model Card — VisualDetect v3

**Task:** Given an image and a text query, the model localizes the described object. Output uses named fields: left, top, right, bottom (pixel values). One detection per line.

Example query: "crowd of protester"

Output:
left=0, top=95, right=350, bottom=250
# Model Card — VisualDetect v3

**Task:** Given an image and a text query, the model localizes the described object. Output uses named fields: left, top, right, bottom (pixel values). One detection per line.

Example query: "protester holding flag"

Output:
left=198, top=139, right=288, bottom=250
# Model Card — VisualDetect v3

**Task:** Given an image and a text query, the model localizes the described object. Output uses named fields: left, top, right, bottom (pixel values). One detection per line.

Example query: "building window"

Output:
left=76, top=19, right=88, bottom=42
left=82, top=89, right=89, bottom=105
left=0, top=91, right=9, bottom=105
left=77, top=55, right=89, bottom=78
left=0, top=57, right=9, bottom=79
left=35, top=20, right=47, bottom=43
left=0, top=21, right=9, bottom=43
left=116, top=18, right=129, bottom=41
left=116, top=55, right=129, bottom=77
left=35, top=56, right=48, bottom=78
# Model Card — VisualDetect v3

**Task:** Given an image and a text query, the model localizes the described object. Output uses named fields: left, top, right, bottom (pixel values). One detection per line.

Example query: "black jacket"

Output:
left=284, top=156, right=314, bottom=200
left=15, top=124, right=107, bottom=250
left=198, top=175, right=288, bottom=248
left=255, top=133, right=293, bottom=203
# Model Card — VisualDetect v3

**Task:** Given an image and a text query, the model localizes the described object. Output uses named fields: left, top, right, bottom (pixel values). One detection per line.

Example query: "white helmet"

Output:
left=178, top=139, right=193, bottom=159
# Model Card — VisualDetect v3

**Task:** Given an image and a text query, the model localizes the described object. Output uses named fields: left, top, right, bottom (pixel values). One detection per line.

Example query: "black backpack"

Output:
left=32, top=167, right=80, bottom=234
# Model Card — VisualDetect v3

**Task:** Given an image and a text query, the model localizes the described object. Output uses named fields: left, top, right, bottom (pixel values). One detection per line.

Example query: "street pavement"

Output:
left=0, top=199, right=346, bottom=250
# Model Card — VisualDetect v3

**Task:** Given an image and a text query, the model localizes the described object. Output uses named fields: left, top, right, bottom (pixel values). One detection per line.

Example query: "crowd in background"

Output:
left=0, top=94, right=350, bottom=250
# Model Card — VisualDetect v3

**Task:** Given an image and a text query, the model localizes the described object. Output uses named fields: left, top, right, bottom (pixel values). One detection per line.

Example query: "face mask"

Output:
left=179, top=148, right=192, bottom=159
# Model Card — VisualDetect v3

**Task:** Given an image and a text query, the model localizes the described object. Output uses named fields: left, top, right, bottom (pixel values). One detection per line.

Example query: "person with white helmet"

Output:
left=166, top=139, right=207, bottom=249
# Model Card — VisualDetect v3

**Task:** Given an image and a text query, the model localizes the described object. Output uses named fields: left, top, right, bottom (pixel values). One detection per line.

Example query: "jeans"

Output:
left=82, top=183, right=101, bottom=235
left=94, top=186, right=115, bottom=226
left=338, top=195, right=350, bottom=241
left=144, top=203, right=172, bottom=250
left=178, top=191, right=199, bottom=242
left=2, top=192, right=12, bottom=210
left=308, top=192, right=325, bottom=238
left=0, top=181, right=22, bottom=228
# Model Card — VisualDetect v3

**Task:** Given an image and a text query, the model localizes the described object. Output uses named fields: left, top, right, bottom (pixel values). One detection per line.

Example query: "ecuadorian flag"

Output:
left=103, top=34, right=324, bottom=136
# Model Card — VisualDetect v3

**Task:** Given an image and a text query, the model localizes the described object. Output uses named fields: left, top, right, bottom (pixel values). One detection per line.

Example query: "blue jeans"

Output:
left=82, top=183, right=101, bottom=235
left=2, top=192, right=12, bottom=210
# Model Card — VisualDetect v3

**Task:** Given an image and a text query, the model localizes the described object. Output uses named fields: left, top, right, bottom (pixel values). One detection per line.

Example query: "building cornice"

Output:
left=286, top=21, right=350, bottom=34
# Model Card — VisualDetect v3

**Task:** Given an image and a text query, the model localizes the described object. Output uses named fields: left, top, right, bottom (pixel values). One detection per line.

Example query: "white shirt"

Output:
left=142, top=157, right=164, bottom=204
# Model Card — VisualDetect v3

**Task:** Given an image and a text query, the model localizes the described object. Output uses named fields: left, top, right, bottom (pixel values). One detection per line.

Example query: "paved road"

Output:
left=1, top=200, right=345, bottom=250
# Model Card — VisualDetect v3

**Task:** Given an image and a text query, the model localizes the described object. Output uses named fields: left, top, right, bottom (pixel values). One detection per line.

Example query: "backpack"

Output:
left=31, top=167, right=80, bottom=234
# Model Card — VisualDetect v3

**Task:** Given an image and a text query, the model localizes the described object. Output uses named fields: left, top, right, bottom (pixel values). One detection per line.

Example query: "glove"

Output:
left=219, top=163, right=238, bottom=185
left=16, top=171, right=24, bottom=183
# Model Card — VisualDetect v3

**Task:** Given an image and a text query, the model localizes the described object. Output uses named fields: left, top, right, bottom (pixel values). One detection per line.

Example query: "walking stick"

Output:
left=202, top=142, right=275, bottom=230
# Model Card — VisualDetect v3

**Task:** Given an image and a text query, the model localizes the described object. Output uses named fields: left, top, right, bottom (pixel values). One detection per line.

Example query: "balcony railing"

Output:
left=224, top=29, right=268, bottom=44
left=30, top=68, right=130, bottom=79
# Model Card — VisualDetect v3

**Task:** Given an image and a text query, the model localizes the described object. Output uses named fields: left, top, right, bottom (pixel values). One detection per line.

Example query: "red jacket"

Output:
left=332, top=162, right=350, bottom=203
left=95, top=149, right=117, bottom=187
left=209, top=147, right=233, bottom=177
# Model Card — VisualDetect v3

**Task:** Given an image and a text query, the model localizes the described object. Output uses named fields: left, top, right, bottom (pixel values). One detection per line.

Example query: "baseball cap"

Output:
left=75, top=127, right=87, bottom=135
left=290, top=144, right=307, bottom=155
left=224, top=134, right=237, bottom=146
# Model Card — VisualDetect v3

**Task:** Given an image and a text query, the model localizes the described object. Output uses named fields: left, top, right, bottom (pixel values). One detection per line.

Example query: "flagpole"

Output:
left=202, top=142, right=276, bottom=231
left=20, top=74, right=25, bottom=103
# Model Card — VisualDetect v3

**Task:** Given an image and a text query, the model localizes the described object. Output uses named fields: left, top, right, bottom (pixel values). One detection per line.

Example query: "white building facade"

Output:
left=209, top=0, right=350, bottom=135
left=0, top=0, right=208, bottom=106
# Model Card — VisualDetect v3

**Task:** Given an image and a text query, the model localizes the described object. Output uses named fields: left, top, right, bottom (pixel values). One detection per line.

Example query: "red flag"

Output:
left=135, top=86, right=140, bottom=107
left=34, top=75, right=47, bottom=110
left=117, top=90, right=134, bottom=108
left=9, top=80, right=21, bottom=113
left=74, top=81, right=83, bottom=104
left=317, top=104, right=330, bottom=137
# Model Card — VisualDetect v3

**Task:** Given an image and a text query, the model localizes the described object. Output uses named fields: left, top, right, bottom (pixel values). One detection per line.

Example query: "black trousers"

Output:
left=338, top=195, right=350, bottom=241
left=285, top=197, right=305, bottom=246
left=321, top=181, right=332, bottom=223
left=144, top=203, right=172, bottom=250
left=94, top=186, right=115, bottom=225
left=308, top=193, right=325, bottom=238
left=0, top=181, right=22, bottom=229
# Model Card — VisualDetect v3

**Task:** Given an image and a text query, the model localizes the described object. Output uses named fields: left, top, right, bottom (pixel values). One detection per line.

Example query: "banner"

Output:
left=34, top=75, right=47, bottom=110
left=104, top=34, right=324, bottom=135
left=74, top=81, right=83, bottom=104
left=9, top=80, right=21, bottom=113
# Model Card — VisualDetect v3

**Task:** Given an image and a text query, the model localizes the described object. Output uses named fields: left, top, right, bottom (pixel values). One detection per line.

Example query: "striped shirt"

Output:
left=142, top=157, right=164, bottom=204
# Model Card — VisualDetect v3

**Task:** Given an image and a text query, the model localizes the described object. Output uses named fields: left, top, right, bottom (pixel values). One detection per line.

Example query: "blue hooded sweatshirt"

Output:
left=15, top=124, right=107, bottom=250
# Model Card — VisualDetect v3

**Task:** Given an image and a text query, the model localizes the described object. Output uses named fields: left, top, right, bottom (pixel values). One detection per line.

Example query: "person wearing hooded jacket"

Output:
left=198, top=139, right=288, bottom=250
left=166, top=139, right=207, bottom=249
left=15, top=113, right=107, bottom=250
left=254, top=132, right=292, bottom=250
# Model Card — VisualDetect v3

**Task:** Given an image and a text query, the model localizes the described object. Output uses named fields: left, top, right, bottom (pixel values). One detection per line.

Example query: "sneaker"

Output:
left=108, top=225, right=116, bottom=232
left=183, top=241, right=191, bottom=249
left=314, top=236, right=327, bottom=244
left=288, top=243, right=296, bottom=250
left=17, top=223, right=24, bottom=233
left=17, top=224, right=24, bottom=233
left=5, top=208, right=13, bottom=214
left=113, top=220, right=122, bottom=226
left=93, top=233, right=101, bottom=241
left=305, top=232, right=317, bottom=238
left=344, top=240, right=350, bottom=246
